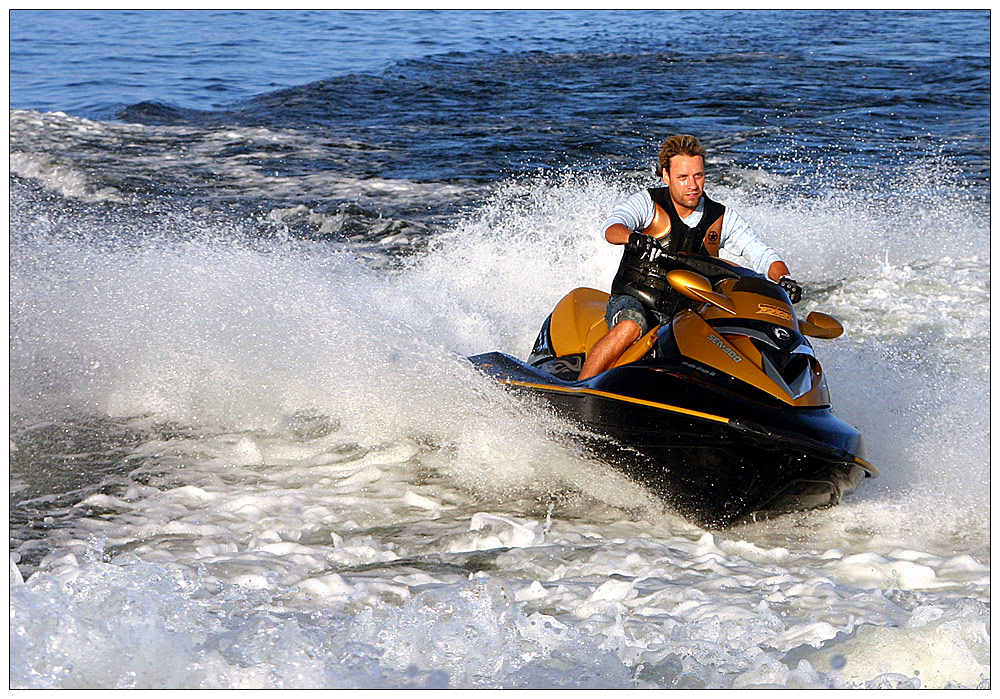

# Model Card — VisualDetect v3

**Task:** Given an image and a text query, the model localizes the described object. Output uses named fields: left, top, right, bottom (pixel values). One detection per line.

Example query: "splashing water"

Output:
left=9, top=10, right=989, bottom=689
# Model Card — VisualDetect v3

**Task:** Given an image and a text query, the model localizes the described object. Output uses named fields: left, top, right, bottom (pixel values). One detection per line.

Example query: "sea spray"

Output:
left=9, top=11, right=990, bottom=685
left=11, top=162, right=989, bottom=536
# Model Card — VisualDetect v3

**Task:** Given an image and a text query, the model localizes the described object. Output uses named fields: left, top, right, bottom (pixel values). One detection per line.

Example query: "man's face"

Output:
left=662, top=154, right=705, bottom=214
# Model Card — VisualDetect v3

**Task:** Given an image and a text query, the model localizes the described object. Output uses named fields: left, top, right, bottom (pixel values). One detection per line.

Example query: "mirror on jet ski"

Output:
left=666, top=269, right=737, bottom=315
left=799, top=311, right=844, bottom=339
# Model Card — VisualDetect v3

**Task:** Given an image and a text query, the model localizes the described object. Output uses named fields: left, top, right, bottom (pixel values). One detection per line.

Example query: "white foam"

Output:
left=9, top=166, right=990, bottom=689
left=10, top=109, right=470, bottom=211
left=9, top=150, right=125, bottom=202
left=793, top=604, right=990, bottom=688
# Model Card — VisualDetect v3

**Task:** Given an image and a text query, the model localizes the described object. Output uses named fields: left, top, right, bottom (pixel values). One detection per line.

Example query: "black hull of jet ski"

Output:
left=469, top=350, right=872, bottom=528
left=468, top=254, right=875, bottom=528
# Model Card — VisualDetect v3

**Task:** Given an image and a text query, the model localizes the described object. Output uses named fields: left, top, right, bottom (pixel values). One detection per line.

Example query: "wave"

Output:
left=10, top=165, right=990, bottom=526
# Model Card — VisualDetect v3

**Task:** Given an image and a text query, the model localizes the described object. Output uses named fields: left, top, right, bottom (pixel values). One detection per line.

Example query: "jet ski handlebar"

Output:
left=625, top=232, right=679, bottom=268
left=627, top=232, right=804, bottom=304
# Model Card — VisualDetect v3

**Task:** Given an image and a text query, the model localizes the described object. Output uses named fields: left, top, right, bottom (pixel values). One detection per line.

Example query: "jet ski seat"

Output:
left=549, top=288, right=660, bottom=370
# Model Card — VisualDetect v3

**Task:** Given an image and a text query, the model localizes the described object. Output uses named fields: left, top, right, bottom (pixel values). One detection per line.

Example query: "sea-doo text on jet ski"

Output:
left=469, top=247, right=877, bottom=528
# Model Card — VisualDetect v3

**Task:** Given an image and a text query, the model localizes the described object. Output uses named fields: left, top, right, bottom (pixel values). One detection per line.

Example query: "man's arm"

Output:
left=719, top=209, right=788, bottom=280
left=604, top=223, right=633, bottom=245
left=601, top=191, right=655, bottom=243
left=767, top=260, right=791, bottom=282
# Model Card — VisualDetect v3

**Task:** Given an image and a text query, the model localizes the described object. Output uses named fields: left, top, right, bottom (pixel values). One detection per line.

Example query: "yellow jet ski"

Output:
left=469, top=250, right=877, bottom=528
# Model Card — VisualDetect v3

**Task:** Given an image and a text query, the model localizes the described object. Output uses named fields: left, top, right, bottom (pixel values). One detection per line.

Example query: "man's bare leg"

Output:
left=578, top=320, right=642, bottom=381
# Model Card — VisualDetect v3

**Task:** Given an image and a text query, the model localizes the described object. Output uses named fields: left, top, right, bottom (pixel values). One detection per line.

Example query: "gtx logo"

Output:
left=757, top=303, right=792, bottom=321
left=707, top=334, right=743, bottom=363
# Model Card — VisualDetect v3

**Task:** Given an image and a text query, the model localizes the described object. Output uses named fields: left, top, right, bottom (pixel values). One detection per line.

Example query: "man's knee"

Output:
left=606, top=294, right=652, bottom=337
left=612, top=318, right=643, bottom=344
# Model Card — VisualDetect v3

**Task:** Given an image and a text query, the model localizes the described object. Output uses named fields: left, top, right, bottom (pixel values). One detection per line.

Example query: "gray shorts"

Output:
left=605, top=294, right=659, bottom=336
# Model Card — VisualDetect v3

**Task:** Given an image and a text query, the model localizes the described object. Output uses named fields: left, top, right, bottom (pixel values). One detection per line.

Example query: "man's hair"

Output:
left=658, top=134, right=706, bottom=174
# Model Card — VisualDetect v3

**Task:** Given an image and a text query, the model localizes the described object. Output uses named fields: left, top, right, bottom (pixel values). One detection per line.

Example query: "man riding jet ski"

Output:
left=468, top=135, right=875, bottom=527
left=581, top=134, right=801, bottom=380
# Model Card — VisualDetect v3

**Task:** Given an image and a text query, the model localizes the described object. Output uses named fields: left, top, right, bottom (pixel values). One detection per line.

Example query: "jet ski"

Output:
left=469, top=248, right=877, bottom=528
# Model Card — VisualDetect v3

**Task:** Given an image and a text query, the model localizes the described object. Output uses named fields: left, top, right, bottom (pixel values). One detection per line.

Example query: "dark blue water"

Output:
left=9, top=10, right=992, bottom=690
left=11, top=10, right=991, bottom=188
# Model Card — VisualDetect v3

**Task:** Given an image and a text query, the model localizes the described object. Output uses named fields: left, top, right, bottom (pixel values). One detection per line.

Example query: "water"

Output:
left=9, top=9, right=990, bottom=689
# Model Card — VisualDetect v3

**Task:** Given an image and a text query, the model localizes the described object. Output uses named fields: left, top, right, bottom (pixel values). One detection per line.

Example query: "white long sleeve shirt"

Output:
left=601, top=189, right=782, bottom=275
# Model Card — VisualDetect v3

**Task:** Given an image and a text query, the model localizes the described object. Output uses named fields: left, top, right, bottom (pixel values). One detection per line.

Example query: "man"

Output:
left=578, top=134, right=800, bottom=380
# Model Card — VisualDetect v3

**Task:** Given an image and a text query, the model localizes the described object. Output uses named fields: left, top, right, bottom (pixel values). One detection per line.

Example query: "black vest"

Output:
left=609, top=190, right=726, bottom=315
left=648, top=187, right=726, bottom=255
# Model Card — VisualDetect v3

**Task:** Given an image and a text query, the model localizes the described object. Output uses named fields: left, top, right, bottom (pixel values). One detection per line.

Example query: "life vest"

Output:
left=610, top=189, right=726, bottom=315
left=645, top=187, right=725, bottom=256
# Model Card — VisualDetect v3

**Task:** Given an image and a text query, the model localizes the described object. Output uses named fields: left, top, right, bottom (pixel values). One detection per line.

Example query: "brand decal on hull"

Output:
left=757, top=303, right=792, bottom=321
left=707, top=334, right=743, bottom=362
left=682, top=360, right=716, bottom=377
left=547, top=356, right=582, bottom=373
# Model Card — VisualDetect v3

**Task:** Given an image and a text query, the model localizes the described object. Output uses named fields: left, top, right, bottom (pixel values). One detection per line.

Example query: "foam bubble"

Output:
left=10, top=150, right=125, bottom=202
